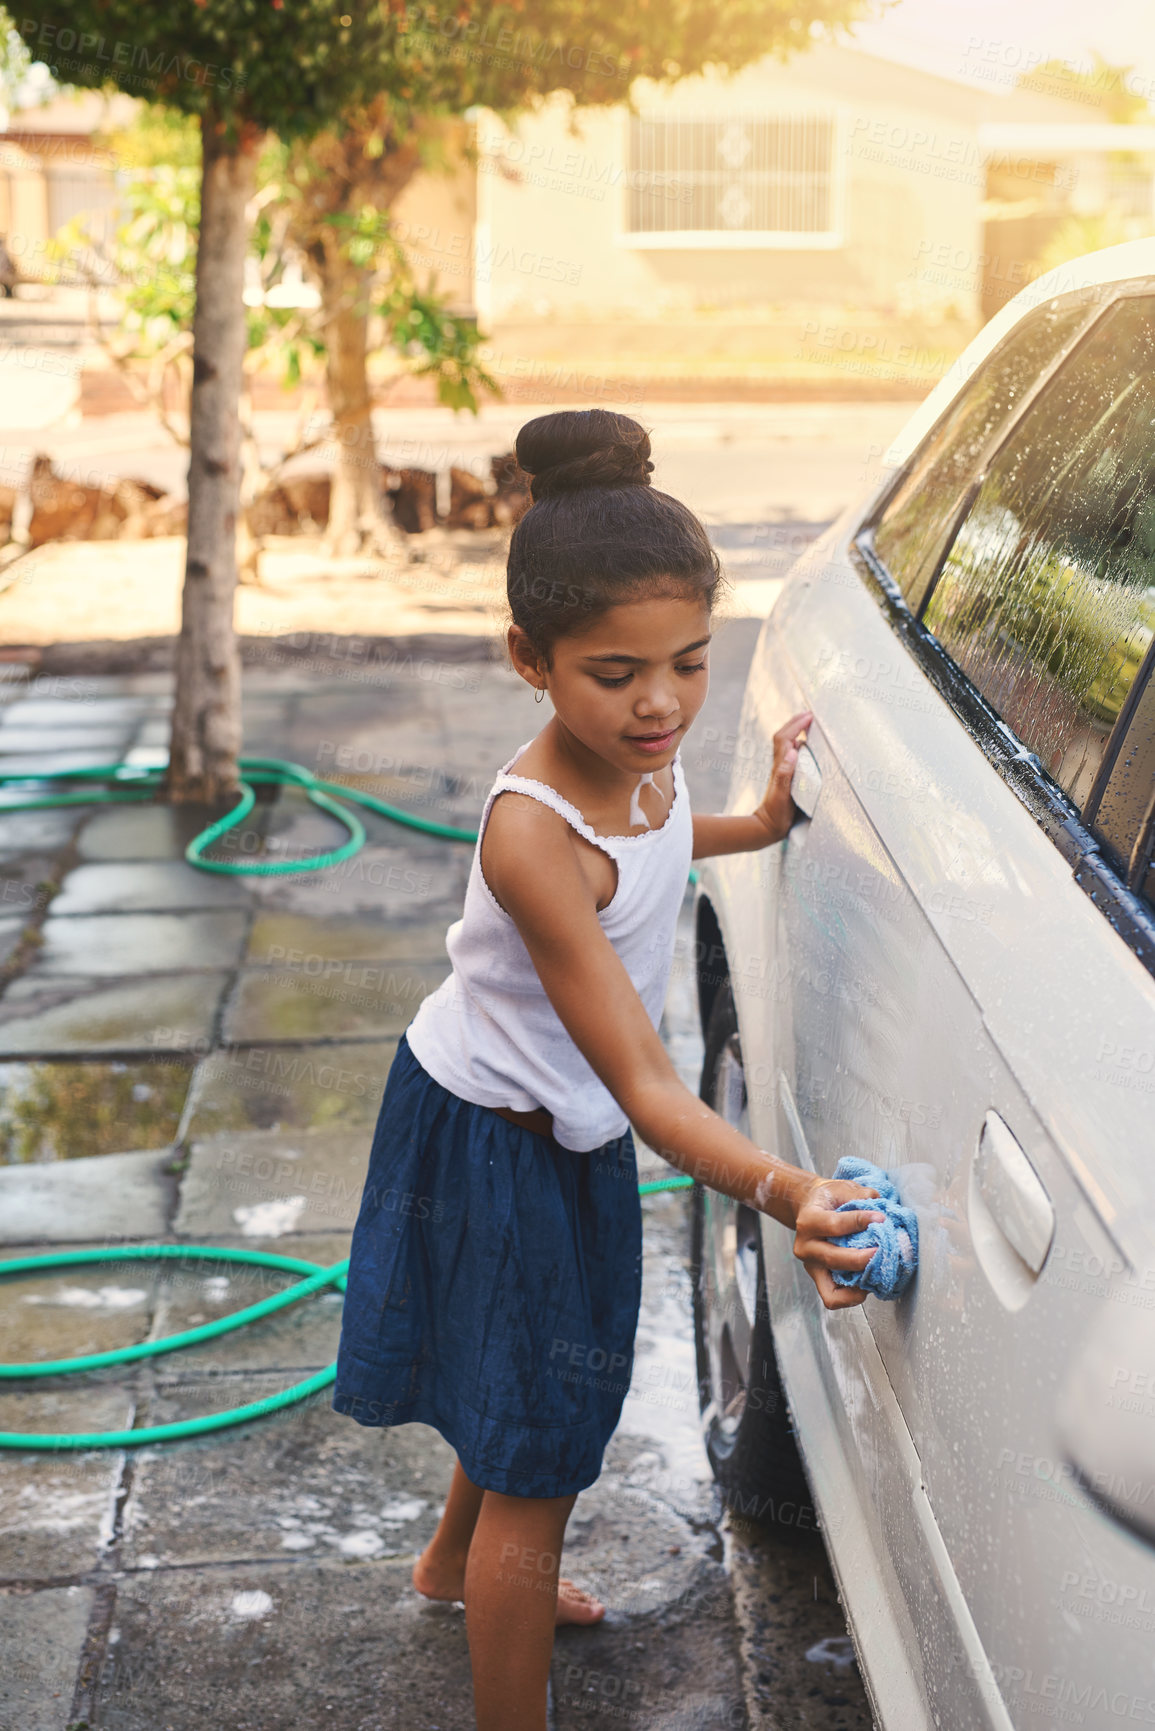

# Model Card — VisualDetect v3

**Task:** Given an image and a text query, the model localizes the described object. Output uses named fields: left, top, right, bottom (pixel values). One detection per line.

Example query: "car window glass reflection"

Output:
left=923, top=294, right=1155, bottom=814
left=872, top=298, right=1089, bottom=611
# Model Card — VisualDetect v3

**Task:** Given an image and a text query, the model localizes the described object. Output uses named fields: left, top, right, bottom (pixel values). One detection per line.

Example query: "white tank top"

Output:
left=406, top=741, right=693, bottom=1152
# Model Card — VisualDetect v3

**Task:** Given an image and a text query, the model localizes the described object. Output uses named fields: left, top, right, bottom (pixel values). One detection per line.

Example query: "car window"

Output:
left=871, top=298, right=1091, bottom=613
left=1091, top=661, right=1155, bottom=887
left=922, top=294, right=1155, bottom=814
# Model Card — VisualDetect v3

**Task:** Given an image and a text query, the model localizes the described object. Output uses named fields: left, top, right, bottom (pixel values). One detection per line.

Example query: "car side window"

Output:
left=871, top=298, right=1091, bottom=613
left=1089, top=659, right=1155, bottom=891
left=921, top=295, right=1155, bottom=815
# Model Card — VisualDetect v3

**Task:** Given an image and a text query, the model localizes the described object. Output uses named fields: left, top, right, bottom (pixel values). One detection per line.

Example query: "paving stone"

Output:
left=724, top=1514, right=874, bottom=1731
left=0, top=974, right=229, bottom=1056
left=551, top=1572, right=747, bottom=1731
left=281, top=681, right=442, bottom=743
left=0, top=1057, right=194, bottom=1164
left=561, top=1435, right=721, bottom=1626
left=0, top=1248, right=159, bottom=1366
left=246, top=843, right=465, bottom=918
left=0, top=853, right=64, bottom=918
left=0, top=729, right=134, bottom=756
left=175, top=1126, right=374, bottom=1239
left=49, top=861, right=252, bottom=915
left=146, top=1232, right=349, bottom=1378
left=0, top=1387, right=132, bottom=1578
left=0, top=1583, right=95, bottom=1730
left=76, top=803, right=268, bottom=863
left=245, top=798, right=370, bottom=866
left=0, top=917, right=26, bottom=967
left=124, top=718, right=171, bottom=752
left=0, top=1149, right=176, bottom=1244
left=119, top=1390, right=453, bottom=1570
left=266, top=803, right=467, bottom=863
left=181, top=1040, right=394, bottom=1139
left=0, top=752, right=129, bottom=778
left=0, top=698, right=161, bottom=728
left=241, top=694, right=297, bottom=721
left=89, top=1557, right=476, bottom=1731
left=28, top=912, right=250, bottom=977
left=0, top=810, right=83, bottom=856
left=83, top=674, right=174, bottom=698
left=222, top=961, right=446, bottom=1043
left=245, top=910, right=448, bottom=967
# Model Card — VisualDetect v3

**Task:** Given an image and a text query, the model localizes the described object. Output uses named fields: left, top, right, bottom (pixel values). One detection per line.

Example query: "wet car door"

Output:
left=750, top=289, right=1155, bottom=1727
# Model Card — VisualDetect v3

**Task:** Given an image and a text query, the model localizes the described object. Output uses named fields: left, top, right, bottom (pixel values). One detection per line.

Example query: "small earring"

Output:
left=535, top=687, right=545, bottom=704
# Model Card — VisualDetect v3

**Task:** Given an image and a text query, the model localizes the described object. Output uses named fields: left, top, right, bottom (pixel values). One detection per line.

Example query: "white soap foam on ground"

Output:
left=337, top=1530, right=386, bottom=1557
left=232, top=1197, right=307, bottom=1237
left=23, top=1286, right=148, bottom=1309
left=230, top=1590, right=275, bottom=1620
left=380, top=1497, right=426, bottom=1526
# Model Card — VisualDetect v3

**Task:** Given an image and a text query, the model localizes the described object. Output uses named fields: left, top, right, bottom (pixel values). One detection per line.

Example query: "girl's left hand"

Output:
left=752, top=710, right=813, bottom=844
left=793, top=1175, right=886, bottom=1311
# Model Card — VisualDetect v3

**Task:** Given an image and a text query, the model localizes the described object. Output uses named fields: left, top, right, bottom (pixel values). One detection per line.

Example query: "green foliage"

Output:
left=15, top=0, right=876, bottom=138
left=327, top=206, right=498, bottom=412
left=51, top=151, right=497, bottom=414
left=0, top=15, right=38, bottom=102
left=102, top=167, right=198, bottom=347
left=1033, top=211, right=1136, bottom=279
left=100, top=102, right=203, bottom=169
left=14, top=1, right=420, bottom=137
left=1017, top=54, right=1151, bottom=125
left=379, top=268, right=498, bottom=414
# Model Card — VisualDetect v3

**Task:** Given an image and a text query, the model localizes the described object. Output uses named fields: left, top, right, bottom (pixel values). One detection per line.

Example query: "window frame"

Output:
left=851, top=276, right=1155, bottom=977
left=618, top=109, right=846, bottom=251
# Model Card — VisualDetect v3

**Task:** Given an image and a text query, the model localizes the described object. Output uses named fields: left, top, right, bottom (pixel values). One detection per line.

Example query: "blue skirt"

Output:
left=332, top=1034, right=643, bottom=1499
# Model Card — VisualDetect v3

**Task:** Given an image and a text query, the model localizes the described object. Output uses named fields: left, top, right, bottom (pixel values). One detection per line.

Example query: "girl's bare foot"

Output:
left=413, top=1551, right=605, bottom=1625
left=553, top=1580, right=605, bottom=1626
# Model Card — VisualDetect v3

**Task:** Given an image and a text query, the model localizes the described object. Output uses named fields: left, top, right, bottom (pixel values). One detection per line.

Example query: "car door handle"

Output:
left=790, top=742, right=822, bottom=820
left=974, top=1111, right=1055, bottom=1275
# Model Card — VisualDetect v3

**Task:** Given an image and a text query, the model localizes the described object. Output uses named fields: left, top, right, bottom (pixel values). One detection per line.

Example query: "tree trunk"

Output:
left=317, top=246, right=395, bottom=556
left=166, top=114, right=259, bottom=804
left=283, top=113, right=429, bottom=556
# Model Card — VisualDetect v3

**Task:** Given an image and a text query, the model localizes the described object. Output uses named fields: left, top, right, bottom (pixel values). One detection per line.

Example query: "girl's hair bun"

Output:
left=515, top=409, right=654, bottom=502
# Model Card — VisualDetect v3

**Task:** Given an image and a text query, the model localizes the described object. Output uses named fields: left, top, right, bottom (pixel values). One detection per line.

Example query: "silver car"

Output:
left=693, top=237, right=1155, bottom=1731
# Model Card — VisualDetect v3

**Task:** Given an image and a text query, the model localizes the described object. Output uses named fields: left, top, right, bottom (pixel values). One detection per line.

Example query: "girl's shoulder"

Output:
left=482, top=778, right=618, bottom=917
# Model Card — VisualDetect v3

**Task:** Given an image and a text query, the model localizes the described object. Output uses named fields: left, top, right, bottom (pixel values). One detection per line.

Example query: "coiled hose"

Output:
left=0, top=757, right=693, bottom=1448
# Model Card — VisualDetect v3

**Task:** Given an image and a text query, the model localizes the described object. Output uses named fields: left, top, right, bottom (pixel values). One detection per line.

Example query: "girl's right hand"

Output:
left=792, top=1177, right=886, bottom=1311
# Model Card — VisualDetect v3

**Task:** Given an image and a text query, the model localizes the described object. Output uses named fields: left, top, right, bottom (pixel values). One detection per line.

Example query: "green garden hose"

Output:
left=0, top=758, right=695, bottom=1449
left=0, top=755, right=479, bottom=872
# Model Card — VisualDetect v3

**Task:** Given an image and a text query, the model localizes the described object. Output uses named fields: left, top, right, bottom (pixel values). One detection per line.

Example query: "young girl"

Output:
left=333, top=409, right=883, bottom=1730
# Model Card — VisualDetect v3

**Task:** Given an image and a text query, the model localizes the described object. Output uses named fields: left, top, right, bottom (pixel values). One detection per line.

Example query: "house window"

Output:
left=47, top=167, right=117, bottom=244
left=625, top=112, right=841, bottom=247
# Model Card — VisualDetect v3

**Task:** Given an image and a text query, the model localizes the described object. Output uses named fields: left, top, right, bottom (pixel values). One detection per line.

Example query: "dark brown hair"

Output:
left=507, top=409, right=723, bottom=659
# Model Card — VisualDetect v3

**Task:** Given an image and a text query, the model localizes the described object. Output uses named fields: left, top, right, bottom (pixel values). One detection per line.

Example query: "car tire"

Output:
left=690, top=977, right=814, bottom=1529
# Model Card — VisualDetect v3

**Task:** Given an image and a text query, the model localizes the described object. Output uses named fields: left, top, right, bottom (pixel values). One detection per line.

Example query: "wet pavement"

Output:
left=0, top=633, right=875, bottom=1731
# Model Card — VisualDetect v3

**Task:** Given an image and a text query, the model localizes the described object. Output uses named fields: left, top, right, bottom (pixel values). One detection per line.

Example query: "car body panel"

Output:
left=696, top=241, right=1155, bottom=1731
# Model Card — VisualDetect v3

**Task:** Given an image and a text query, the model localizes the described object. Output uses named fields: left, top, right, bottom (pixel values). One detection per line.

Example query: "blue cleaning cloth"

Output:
left=829, top=1156, right=919, bottom=1300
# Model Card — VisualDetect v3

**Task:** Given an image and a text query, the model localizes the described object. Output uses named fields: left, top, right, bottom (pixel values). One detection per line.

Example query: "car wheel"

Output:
left=690, top=977, right=814, bottom=1528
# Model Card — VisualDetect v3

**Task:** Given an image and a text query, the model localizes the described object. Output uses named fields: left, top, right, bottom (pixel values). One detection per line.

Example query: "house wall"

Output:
left=0, top=150, right=50, bottom=263
left=474, top=43, right=987, bottom=343
left=389, top=135, right=479, bottom=316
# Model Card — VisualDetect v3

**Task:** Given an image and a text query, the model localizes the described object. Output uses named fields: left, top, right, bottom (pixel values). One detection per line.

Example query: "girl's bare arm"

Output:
left=692, top=708, right=813, bottom=858
left=482, top=790, right=881, bottom=1311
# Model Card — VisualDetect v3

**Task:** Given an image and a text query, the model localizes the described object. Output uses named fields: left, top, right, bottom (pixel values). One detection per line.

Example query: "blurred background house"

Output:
left=0, top=38, right=1152, bottom=400
left=0, top=88, right=130, bottom=273
left=462, top=38, right=1155, bottom=392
